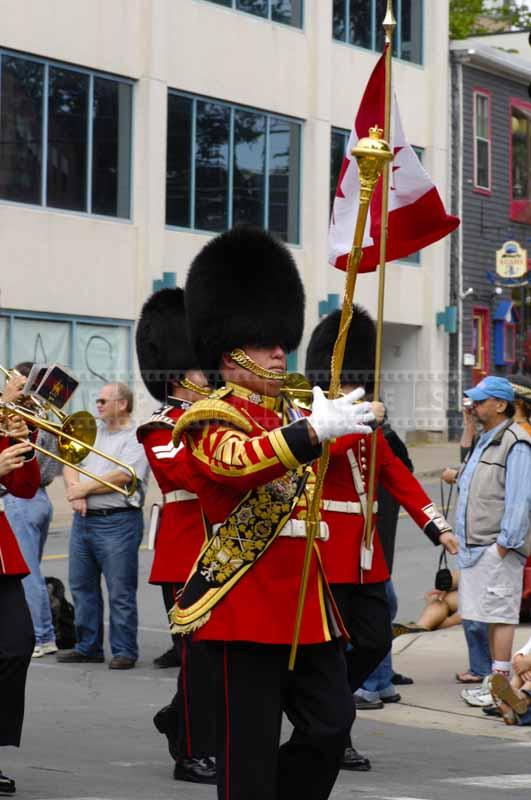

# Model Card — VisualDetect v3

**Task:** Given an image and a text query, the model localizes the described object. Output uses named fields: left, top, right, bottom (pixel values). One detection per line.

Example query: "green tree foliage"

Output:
left=450, top=0, right=531, bottom=39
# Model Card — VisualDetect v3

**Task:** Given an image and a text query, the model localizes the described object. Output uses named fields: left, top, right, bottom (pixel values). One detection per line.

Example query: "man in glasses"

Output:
left=58, top=382, right=150, bottom=669
left=455, top=376, right=531, bottom=695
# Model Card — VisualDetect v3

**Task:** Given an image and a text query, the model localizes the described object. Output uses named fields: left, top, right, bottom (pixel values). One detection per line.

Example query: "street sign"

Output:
left=496, top=240, right=528, bottom=280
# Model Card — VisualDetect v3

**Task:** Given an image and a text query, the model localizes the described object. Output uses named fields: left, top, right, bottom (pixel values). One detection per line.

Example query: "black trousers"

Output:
left=0, top=577, right=35, bottom=747
left=161, top=582, right=182, bottom=661
left=332, top=582, right=391, bottom=750
left=164, top=582, right=216, bottom=757
left=332, top=581, right=392, bottom=694
left=210, top=640, right=355, bottom=800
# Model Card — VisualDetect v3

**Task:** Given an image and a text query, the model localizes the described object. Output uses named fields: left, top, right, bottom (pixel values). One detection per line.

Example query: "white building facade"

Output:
left=0, top=0, right=453, bottom=436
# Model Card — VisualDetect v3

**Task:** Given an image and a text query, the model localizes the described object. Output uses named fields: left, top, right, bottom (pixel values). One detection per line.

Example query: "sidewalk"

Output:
left=364, top=625, right=531, bottom=742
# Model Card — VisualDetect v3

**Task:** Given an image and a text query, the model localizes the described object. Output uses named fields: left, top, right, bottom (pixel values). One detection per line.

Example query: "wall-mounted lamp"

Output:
left=460, top=287, right=474, bottom=300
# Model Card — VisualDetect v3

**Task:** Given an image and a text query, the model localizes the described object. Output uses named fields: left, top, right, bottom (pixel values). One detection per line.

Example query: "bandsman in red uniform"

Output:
left=170, top=227, right=380, bottom=800
left=0, top=404, right=40, bottom=794
left=136, top=288, right=216, bottom=784
left=306, top=306, right=458, bottom=770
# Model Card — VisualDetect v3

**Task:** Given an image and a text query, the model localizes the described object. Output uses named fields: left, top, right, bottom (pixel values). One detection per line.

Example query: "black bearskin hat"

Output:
left=136, top=288, right=198, bottom=402
left=185, top=227, right=305, bottom=376
left=305, top=306, right=376, bottom=391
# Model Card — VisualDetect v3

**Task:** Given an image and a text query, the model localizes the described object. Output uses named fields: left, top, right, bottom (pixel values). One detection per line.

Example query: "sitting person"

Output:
left=489, top=636, right=531, bottom=726
left=394, top=570, right=492, bottom=685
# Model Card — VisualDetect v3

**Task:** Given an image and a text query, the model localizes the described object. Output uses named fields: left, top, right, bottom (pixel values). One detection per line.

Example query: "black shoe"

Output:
left=482, top=705, right=502, bottom=718
left=0, top=771, right=16, bottom=794
left=56, top=650, right=104, bottom=663
left=153, top=647, right=180, bottom=669
left=354, top=696, right=384, bottom=710
left=153, top=705, right=179, bottom=762
left=173, top=757, right=216, bottom=785
left=341, top=746, right=371, bottom=771
left=392, top=672, right=414, bottom=686
left=382, top=693, right=401, bottom=704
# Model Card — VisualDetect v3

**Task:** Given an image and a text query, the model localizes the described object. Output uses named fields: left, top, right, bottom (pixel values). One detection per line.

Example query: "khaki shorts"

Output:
left=459, top=543, right=524, bottom=624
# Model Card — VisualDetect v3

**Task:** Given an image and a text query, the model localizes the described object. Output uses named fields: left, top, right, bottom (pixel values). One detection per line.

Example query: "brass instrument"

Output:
left=281, top=373, right=345, bottom=411
left=0, top=401, right=137, bottom=498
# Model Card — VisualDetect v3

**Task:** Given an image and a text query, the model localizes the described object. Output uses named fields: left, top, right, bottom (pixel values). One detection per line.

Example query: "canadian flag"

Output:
left=329, top=48, right=460, bottom=272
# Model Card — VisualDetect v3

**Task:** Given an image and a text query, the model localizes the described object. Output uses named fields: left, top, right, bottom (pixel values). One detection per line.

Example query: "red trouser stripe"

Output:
left=181, top=638, right=192, bottom=756
left=223, top=644, right=231, bottom=800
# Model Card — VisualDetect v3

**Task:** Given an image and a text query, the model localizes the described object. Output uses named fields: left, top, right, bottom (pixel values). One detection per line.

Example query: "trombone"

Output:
left=0, top=400, right=138, bottom=499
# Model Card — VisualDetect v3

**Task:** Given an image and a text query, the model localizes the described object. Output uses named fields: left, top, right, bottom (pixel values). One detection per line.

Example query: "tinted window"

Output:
left=268, top=117, right=300, bottom=244
left=47, top=67, right=89, bottom=211
left=92, top=78, right=132, bottom=217
left=0, top=56, right=43, bottom=204
left=166, top=94, right=193, bottom=227
left=195, top=100, right=230, bottom=232
left=233, top=110, right=266, bottom=227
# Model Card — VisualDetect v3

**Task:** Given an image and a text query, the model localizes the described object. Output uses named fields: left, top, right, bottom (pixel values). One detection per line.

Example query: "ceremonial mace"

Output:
left=362, top=1, right=396, bottom=571
left=288, top=126, right=393, bottom=670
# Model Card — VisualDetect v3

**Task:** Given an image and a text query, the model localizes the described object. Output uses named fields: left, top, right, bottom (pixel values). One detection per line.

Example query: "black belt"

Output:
left=85, top=506, right=140, bottom=517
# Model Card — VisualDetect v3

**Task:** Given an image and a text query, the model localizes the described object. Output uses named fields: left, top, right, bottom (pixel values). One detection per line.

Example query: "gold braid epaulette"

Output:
left=172, top=388, right=254, bottom=445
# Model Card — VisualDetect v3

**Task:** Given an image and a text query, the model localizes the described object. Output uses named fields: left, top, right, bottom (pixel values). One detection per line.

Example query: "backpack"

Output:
left=45, top=576, right=77, bottom=650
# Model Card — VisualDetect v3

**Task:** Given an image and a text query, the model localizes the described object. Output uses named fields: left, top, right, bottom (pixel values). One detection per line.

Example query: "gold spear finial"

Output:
left=383, top=0, right=397, bottom=44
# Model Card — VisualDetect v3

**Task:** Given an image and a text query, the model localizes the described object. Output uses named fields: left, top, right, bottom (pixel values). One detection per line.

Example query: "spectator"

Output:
left=509, top=373, right=531, bottom=436
left=489, top=635, right=531, bottom=725
left=57, top=382, right=150, bottom=670
left=2, top=364, right=62, bottom=658
left=454, top=376, right=531, bottom=689
left=394, top=570, right=492, bottom=684
left=441, top=403, right=493, bottom=686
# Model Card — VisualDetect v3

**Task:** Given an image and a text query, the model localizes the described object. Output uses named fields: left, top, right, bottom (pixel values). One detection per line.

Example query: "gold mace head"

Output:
left=351, top=126, right=393, bottom=191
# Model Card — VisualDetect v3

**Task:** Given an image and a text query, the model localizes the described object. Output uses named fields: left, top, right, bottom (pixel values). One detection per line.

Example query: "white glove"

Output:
left=308, top=386, right=375, bottom=443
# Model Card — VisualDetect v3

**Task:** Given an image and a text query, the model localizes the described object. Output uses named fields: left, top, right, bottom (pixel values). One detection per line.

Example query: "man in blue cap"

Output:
left=455, top=376, right=531, bottom=690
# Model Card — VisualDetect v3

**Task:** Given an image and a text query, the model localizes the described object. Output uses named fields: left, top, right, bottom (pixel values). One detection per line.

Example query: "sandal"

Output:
left=455, top=671, right=482, bottom=684
left=490, top=674, right=530, bottom=725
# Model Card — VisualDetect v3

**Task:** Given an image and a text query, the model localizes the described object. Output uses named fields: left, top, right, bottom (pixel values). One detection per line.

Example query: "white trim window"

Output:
left=473, top=90, right=491, bottom=193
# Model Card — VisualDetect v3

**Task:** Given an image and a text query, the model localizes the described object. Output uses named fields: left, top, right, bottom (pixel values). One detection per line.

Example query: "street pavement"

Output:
left=8, top=441, right=531, bottom=799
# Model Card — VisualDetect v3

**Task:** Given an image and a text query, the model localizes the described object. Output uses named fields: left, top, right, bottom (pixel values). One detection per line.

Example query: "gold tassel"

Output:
left=169, top=609, right=211, bottom=635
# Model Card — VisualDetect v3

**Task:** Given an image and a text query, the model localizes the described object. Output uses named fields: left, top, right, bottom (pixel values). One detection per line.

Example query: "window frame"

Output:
left=0, top=307, right=134, bottom=387
left=0, top=48, right=134, bottom=221
left=202, top=0, right=304, bottom=29
left=472, top=306, right=490, bottom=380
left=509, top=96, right=531, bottom=224
left=166, top=89, right=303, bottom=244
left=332, top=0, right=424, bottom=66
left=472, top=88, right=492, bottom=196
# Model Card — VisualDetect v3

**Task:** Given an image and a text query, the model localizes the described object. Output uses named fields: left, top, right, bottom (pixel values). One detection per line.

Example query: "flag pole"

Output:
left=288, top=129, right=393, bottom=671
left=362, top=0, right=396, bottom=566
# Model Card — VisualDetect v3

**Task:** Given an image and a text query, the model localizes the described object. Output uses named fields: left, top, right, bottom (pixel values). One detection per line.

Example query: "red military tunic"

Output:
left=137, top=400, right=208, bottom=584
left=182, top=384, right=339, bottom=645
left=0, top=437, right=40, bottom=577
left=319, top=429, right=439, bottom=584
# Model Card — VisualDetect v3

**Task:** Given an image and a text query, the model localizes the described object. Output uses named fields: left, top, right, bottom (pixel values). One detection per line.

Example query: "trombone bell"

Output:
left=57, top=411, right=97, bottom=465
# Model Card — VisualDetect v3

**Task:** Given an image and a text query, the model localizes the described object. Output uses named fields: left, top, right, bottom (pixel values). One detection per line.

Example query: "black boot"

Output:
left=341, top=746, right=371, bottom=771
left=0, top=771, right=16, bottom=794
left=153, top=647, right=180, bottom=669
left=173, top=756, right=217, bottom=784
left=153, top=704, right=179, bottom=761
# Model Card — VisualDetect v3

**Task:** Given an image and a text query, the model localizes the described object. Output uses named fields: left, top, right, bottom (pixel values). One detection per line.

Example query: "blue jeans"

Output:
left=4, top=488, right=55, bottom=645
left=358, top=580, right=397, bottom=700
left=463, top=619, right=491, bottom=678
left=69, top=509, right=143, bottom=660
